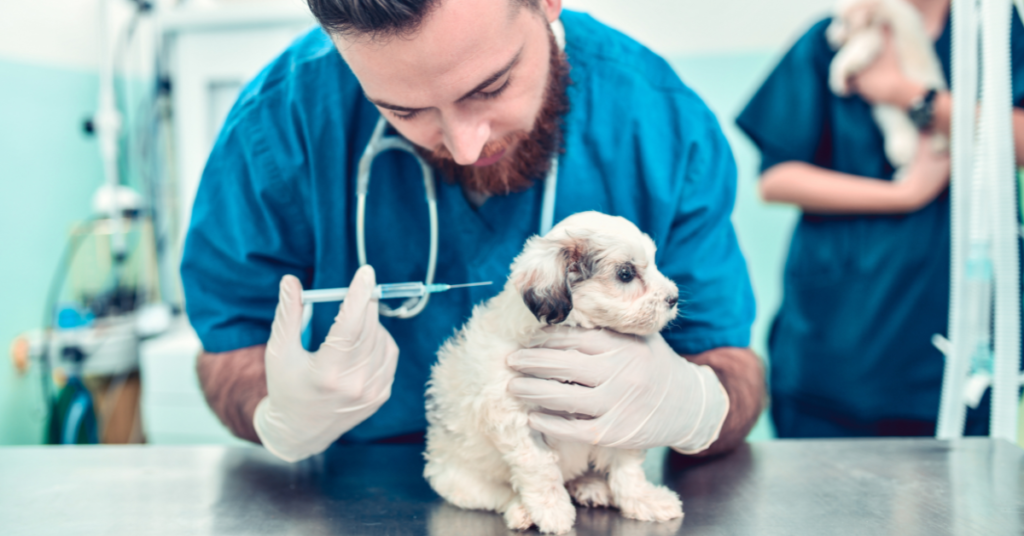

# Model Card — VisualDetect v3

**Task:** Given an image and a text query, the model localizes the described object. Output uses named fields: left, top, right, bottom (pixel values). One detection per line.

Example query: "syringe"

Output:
left=301, top=281, right=493, bottom=305
left=300, top=281, right=493, bottom=328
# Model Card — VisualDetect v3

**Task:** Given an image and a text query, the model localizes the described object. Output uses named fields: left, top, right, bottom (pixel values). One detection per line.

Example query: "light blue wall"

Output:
left=0, top=50, right=794, bottom=445
left=0, top=58, right=104, bottom=444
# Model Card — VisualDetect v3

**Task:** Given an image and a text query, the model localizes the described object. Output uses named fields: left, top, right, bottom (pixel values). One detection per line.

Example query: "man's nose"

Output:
left=443, top=114, right=490, bottom=166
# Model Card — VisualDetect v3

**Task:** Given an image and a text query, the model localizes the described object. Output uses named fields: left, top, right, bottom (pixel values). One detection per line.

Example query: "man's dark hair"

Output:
left=307, top=0, right=539, bottom=39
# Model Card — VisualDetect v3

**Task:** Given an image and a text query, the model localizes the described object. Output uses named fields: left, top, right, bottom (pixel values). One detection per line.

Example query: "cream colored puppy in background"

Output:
left=424, top=211, right=684, bottom=534
left=827, top=0, right=947, bottom=170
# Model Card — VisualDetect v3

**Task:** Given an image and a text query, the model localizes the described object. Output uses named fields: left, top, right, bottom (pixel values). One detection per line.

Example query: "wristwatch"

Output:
left=908, top=88, right=938, bottom=130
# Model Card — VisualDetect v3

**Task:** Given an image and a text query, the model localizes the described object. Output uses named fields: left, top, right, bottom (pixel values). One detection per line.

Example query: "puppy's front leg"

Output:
left=494, top=424, right=575, bottom=534
left=874, top=104, right=919, bottom=169
left=607, top=449, right=683, bottom=523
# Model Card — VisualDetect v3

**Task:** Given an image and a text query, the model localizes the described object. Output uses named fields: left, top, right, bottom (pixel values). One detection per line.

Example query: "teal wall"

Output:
left=0, top=58, right=103, bottom=444
left=0, top=50, right=793, bottom=444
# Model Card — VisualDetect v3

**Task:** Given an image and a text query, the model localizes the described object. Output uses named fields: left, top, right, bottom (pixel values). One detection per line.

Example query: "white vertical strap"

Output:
left=938, top=0, right=980, bottom=439
left=983, top=0, right=1020, bottom=442
left=540, top=156, right=559, bottom=236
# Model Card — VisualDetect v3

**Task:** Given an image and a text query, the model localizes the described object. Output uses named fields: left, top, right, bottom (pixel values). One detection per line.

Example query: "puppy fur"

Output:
left=827, top=0, right=948, bottom=170
left=424, top=211, right=684, bottom=534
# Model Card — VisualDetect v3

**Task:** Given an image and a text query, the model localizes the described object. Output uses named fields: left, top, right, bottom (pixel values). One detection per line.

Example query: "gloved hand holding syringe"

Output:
left=301, top=281, right=492, bottom=328
left=257, top=267, right=492, bottom=463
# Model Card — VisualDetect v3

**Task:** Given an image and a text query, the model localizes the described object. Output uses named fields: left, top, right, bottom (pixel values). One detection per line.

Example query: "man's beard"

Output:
left=416, top=33, right=571, bottom=197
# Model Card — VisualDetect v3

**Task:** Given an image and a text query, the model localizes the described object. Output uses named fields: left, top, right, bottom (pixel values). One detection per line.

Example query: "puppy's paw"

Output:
left=528, top=492, right=577, bottom=534
left=502, top=497, right=533, bottom=531
left=886, top=130, right=917, bottom=168
left=617, top=485, right=683, bottom=523
left=829, top=66, right=851, bottom=96
left=567, top=475, right=612, bottom=508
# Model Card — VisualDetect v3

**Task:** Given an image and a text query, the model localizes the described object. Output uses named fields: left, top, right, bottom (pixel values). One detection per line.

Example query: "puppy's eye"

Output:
left=617, top=265, right=636, bottom=283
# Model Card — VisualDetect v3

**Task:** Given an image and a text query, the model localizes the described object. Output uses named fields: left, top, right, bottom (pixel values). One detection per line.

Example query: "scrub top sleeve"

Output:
left=660, top=106, right=756, bottom=356
left=736, top=19, right=833, bottom=173
left=181, top=111, right=314, bottom=354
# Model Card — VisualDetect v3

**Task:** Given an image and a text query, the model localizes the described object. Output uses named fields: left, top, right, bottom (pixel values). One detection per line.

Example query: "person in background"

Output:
left=737, top=0, right=1024, bottom=438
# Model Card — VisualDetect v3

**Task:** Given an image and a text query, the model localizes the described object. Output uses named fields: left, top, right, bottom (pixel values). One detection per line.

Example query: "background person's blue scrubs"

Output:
left=737, top=11, right=1024, bottom=438
left=181, top=11, right=756, bottom=444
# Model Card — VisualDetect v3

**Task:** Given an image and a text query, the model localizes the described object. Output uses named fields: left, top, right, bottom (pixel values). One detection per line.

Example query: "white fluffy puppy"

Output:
left=424, top=211, right=684, bottom=534
left=827, top=0, right=947, bottom=169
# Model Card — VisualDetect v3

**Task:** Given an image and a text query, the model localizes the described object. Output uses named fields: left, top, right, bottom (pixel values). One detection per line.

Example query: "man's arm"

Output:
left=196, top=346, right=267, bottom=444
left=683, top=347, right=766, bottom=457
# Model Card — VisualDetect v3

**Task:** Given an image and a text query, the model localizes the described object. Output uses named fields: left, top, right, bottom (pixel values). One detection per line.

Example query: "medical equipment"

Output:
left=301, top=281, right=493, bottom=329
left=351, top=19, right=565, bottom=320
left=936, top=0, right=1023, bottom=441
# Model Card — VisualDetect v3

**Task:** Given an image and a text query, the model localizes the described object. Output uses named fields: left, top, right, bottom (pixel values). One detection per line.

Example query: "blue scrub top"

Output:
left=182, top=10, right=755, bottom=442
left=737, top=11, right=1024, bottom=422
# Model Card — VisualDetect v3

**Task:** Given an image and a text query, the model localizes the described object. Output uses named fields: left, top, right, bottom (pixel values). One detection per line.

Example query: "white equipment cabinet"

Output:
left=140, top=2, right=313, bottom=444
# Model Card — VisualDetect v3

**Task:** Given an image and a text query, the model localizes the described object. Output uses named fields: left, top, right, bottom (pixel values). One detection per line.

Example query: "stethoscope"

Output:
left=356, top=119, right=559, bottom=319
left=355, top=20, right=565, bottom=319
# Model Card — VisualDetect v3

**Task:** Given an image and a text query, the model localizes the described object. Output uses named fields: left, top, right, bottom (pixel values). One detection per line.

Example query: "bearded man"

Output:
left=182, top=0, right=764, bottom=467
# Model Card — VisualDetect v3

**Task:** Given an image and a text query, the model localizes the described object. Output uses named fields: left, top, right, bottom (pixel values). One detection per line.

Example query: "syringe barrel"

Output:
left=302, top=281, right=430, bottom=304
left=302, top=287, right=350, bottom=303
left=377, top=282, right=427, bottom=300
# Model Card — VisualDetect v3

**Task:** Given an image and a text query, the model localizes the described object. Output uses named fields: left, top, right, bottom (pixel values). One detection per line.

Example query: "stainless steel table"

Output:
left=2, top=438, right=1021, bottom=535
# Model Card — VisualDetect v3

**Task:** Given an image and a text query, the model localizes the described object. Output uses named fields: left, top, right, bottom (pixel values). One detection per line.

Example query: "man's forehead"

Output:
left=335, top=0, right=532, bottom=102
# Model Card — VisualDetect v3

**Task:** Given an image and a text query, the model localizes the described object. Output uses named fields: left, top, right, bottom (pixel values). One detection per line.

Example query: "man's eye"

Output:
left=617, top=265, right=636, bottom=283
left=391, top=110, right=422, bottom=121
left=476, top=77, right=512, bottom=101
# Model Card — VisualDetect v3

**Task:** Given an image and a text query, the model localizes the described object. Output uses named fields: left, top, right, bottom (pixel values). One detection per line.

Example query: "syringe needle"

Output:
left=445, top=281, right=493, bottom=289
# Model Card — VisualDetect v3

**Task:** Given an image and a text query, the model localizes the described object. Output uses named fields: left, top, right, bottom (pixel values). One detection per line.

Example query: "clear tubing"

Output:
left=983, top=0, right=1020, bottom=442
left=938, top=0, right=980, bottom=439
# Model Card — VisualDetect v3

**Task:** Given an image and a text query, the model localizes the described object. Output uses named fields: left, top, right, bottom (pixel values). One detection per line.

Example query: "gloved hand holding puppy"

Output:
left=508, top=327, right=729, bottom=454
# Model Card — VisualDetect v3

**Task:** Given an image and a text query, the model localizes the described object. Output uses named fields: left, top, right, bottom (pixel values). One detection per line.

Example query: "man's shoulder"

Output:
left=561, top=10, right=686, bottom=94
left=560, top=10, right=721, bottom=135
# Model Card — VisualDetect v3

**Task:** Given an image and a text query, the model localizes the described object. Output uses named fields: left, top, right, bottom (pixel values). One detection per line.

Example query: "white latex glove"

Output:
left=254, top=265, right=399, bottom=462
left=507, top=327, right=729, bottom=454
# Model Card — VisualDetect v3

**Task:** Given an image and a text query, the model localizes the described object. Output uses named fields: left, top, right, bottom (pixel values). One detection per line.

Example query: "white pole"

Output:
left=981, top=0, right=1021, bottom=442
left=938, top=0, right=980, bottom=439
left=96, top=0, right=127, bottom=261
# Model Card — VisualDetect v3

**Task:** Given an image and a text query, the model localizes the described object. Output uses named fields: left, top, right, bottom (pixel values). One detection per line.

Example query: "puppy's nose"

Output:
left=666, top=295, right=678, bottom=308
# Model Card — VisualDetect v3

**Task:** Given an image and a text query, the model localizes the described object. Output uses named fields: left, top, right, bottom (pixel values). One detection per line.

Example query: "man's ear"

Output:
left=512, top=235, right=595, bottom=324
left=540, top=0, right=563, bottom=24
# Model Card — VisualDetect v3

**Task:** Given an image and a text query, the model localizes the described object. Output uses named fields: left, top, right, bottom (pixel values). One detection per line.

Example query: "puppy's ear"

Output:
left=512, top=235, right=596, bottom=324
